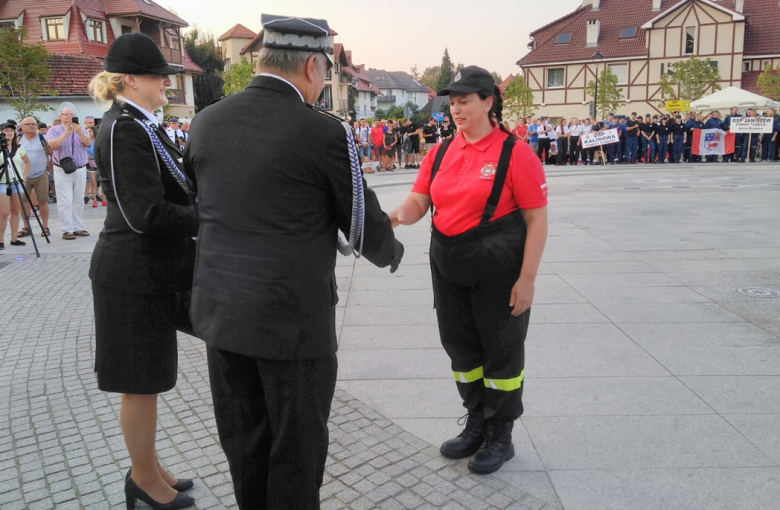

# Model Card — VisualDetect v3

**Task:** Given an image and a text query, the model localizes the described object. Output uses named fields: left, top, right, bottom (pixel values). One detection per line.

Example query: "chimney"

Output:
left=582, top=0, right=600, bottom=10
left=735, top=0, right=744, bottom=12
left=652, top=0, right=662, bottom=11
left=587, top=19, right=601, bottom=47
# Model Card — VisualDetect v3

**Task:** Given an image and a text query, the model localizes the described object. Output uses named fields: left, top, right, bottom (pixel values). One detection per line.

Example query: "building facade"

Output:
left=363, top=70, right=431, bottom=114
left=0, top=0, right=201, bottom=123
left=218, top=23, right=256, bottom=72
left=516, top=0, right=780, bottom=119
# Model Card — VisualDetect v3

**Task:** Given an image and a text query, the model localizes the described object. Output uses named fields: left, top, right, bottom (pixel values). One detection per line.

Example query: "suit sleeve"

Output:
left=108, top=119, right=198, bottom=238
left=324, top=127, right=402, bottom=268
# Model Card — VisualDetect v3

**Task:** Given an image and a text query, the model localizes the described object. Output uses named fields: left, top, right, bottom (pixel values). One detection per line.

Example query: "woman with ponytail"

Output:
left=389, top=66, right=548, bottom=475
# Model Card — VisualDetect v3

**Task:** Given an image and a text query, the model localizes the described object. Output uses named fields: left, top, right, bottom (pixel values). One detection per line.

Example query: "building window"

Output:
left=709, top=61, right=718, bottom=69
left=87, top=19, right=104, bottom=43
left=619, top=27, right=637, bottom=39
left=684, top=26, right=695, bottom=54
left=224, top=58, right=231, bottom=72
left=325, top=67, right=331, bottom=80
left=121, top=25, right=132, bottom=34
left=555, top=33, right=572, bottom=44
left=546, top=68, right=564, bottom=88
left=609, top=63, right=628, bottom=85
left=170, top=36, right=180, bottom=50
left=46, top=18, right=66, bottom=41
left=743, top=61, right=750, bottom=73
left=319, top=85, right=332, bottom=110
left=0, top=20, right=15, bottom=29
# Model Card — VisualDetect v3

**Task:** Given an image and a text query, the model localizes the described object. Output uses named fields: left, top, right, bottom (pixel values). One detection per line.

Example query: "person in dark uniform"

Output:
left=389, top=66, right=548, bottom=474
left=722, top=107, right=741, bottom=162
left=88, top=33, right=198, bottom=510
left=183, top=14, right=403, bottom=510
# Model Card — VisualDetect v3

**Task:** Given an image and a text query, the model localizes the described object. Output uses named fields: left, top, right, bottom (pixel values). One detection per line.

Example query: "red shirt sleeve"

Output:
left=507, top=141, right=548, bottom=209
left=410, top=143, right=441, bottom=196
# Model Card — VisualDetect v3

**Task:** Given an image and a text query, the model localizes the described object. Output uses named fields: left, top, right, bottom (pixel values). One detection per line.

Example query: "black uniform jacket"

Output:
left=90, top=101, right=199, bottom=294
left=184, top=76, right=401, bottom=360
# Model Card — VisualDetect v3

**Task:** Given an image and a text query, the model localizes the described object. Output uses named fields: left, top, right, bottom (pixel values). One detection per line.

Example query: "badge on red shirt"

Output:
left=479, top=162, right=496, bottom=179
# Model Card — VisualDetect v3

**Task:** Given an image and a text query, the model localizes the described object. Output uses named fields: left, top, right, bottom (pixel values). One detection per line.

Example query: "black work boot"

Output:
left=467, top=421, right=514, bottom=474
left=440, top=413, right=486, bottom=459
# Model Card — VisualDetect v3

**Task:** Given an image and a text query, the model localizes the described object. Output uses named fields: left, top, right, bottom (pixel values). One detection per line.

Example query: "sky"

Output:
left=164, top=0, right=584, bottom=79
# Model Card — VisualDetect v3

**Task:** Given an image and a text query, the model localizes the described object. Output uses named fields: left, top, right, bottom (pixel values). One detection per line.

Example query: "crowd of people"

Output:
left=0, top=110, right=191, bottom=250
left=507, top=108, right=780, bottom=165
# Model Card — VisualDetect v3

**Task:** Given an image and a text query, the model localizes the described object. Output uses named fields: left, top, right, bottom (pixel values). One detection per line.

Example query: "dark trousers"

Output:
left=626, top=137, right=639, bottom=162
left=741, top=134, right=758, bottom=161
left=761, top=134, right=777, bottom=161
left=672, top=136, right=684, bottom=162
left=207, top=348, right=338, bottom=510
left=430, top=212, right=529, bottom=424
left=556, top=138, right=568, bottom=166
left=657, top=138, right=668, bottom=162
left=569, top=136, right=580, bottom=164
left=537, top=138, right=551, bottom=162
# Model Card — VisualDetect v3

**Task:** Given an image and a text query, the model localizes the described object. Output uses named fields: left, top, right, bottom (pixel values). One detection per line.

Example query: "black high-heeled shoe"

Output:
left=125, top=476, right=194, bottom=510
left=126, top=468, right=194, bottom=492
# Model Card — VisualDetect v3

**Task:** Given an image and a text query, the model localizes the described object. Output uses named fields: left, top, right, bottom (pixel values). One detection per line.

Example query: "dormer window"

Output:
left=86, top=19, right=105, bottom=43
left=0, top=20, right=16, bottom=29
left=619, top=27, right=637, bottom=39
left=46, top=18, right=66, bottom=41
left=556, top=33, right=572, bottom=44
left=169, top=35, right=180, bottom=50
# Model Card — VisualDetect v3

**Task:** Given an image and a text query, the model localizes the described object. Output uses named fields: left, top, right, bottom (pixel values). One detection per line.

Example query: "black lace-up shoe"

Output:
left=440, top=413, right=486, bottom=459
left=467, top=421, right=514, bottom=474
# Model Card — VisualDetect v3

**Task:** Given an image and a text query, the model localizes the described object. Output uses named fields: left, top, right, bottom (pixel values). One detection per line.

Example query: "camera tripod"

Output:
left=0, top=131, right=49, bottom=257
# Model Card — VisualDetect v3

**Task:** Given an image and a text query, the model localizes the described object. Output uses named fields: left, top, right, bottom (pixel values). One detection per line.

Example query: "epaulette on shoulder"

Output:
left=116, top=111, right=134, bottom=122
left=307, top=104, right=346, bottom=125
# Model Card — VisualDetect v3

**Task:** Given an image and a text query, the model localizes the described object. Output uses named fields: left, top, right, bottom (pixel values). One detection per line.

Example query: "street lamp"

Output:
left=591, top=51, right=604, bottom=118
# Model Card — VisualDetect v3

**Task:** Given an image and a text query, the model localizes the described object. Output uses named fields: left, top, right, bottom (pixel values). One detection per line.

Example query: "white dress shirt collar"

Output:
left=118, top=96, right=160, bottom=127
left=259, top=73, right=305, bottom=103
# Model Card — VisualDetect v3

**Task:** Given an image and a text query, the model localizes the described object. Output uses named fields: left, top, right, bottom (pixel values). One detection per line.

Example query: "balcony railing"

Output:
left=167, top=88, right=185, bottom=104
left=377, top=95, right=396, bottom=103
left=159, top=46, right=182, bottom=65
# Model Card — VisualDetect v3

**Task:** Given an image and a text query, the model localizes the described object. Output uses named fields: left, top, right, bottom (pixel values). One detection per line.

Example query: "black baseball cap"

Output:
left=437, top=66, right=495, bottom=96
left=104, top=33, right=181, bottom=75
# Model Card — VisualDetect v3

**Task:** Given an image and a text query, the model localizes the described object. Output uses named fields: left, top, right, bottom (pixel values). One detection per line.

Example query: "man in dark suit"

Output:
left=183, top=14, right=403, bottom=510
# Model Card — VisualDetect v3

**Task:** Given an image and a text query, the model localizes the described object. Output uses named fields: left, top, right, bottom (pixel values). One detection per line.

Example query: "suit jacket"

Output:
left=184, top=75, right=401, bottom=360
left=89, top=101, right=199, bottom=293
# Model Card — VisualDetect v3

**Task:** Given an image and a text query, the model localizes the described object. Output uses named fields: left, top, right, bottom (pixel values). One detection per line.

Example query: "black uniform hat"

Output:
left=104, top=33, right=181, bottom=75
left=261, top=14, right=333, bottom=56
left=437, top=66, right=495, bottom=96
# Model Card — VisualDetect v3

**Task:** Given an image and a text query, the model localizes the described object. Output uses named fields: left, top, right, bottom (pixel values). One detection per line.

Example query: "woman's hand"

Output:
left=388, top=210, right=401, bottom=229
left=509, top=278, right=535, bottom=316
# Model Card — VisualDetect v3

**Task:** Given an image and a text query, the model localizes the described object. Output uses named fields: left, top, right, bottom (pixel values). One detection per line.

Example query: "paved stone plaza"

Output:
left=2, top=162, right=780, bottom=509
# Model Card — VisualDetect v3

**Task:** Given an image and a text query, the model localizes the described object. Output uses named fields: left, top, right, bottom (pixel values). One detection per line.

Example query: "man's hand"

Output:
left=509, top=278, right=534, bottom=316
left=69, top=123, right=81, bottom=133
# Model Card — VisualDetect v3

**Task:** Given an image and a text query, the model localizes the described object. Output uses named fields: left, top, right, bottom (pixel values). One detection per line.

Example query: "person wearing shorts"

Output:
left=371, top=119, right=385, bottom=161
left=17, top=117, right=52, bottom=237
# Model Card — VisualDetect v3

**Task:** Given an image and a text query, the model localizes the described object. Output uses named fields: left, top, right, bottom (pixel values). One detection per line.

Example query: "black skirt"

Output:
left=93, top=282, right=187, bottom=394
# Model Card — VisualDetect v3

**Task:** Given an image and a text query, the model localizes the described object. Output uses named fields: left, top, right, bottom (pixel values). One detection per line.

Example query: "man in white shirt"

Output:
left=165, top=117, right=185, bottom=149
left=535, top=117, right=553, bottom=163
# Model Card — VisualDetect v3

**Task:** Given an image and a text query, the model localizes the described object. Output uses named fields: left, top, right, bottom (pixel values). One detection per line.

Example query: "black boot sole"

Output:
left=467, top=443, right=515, bottom=474
left=440, top=442, right=483, bottom=460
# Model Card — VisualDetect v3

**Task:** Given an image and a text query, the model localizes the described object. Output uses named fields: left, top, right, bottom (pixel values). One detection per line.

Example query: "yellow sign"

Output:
left=665, top=100, right=691, bottom=112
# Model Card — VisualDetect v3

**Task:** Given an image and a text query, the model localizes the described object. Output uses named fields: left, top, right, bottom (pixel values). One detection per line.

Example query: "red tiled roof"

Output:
left=499, top=74, right=515, bottom=93
left=518, top=0, right=684, bottom=66
left=218, top=24, right=257, bottom=41
left=181, top=47, right=202, bottom=74
left=103, top=0, right=187, bottom=26
left=740, top=70, right=761, bottom=94
left=742, top=0, right=780, bottom=56
left=44, top=53, right=105, bottom=96
left=424, top=85, right=436, bottom=101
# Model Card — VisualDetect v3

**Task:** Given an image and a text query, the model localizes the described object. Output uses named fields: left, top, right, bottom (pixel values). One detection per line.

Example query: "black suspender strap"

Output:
left=429, top=138, right=453, bottom=185
left=480, top=134, right=517, bottom=225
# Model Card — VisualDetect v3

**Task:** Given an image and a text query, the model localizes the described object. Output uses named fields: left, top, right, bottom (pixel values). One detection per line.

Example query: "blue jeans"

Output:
left=673, top=136, right=684, bottom=162
left=641, top=138, right=656, bottom=162
left=358, top=144, right=371, bottom=160
left=626, top=137, right=639, bottom=162
left=741, top=135, right=758, bottom=161
left=761, top=134, right=777, bottom=161
left=657, top=138, right=668, bottom=162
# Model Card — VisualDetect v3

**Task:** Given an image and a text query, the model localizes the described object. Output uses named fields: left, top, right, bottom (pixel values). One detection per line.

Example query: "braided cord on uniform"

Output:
left=134, top=119, right=196, bottom=196
left=337, top=121, right=365, bottom=258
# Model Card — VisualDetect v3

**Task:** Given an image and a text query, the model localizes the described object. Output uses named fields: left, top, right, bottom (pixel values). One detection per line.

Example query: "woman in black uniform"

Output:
left=88, top=33, right=198, bottom=510
left=389, top=66, right=548, bottom=474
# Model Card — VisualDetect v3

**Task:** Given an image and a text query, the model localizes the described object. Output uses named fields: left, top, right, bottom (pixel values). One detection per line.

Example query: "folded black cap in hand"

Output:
left=390, top=240, right=404, bottom=274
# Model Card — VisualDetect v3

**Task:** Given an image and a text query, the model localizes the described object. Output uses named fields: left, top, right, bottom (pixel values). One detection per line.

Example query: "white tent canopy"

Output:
left=690, top=87, right=779, bottom=111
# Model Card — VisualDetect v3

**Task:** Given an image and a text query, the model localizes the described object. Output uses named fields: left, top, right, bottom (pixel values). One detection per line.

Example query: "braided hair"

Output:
left=477, top=84, right=510, bottom=134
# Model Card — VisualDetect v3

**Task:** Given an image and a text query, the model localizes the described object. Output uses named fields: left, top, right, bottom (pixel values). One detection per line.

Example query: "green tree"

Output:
left=403, top=100, right=419, bottom=115
left=503, top=75, right=536, bottom=121
left=387, top=105, right=404, bottom=119
left=0, top=27, right=55, bottom=118
left=584, top=67, right=624, bottom=119
left=373, top=107, right=387, bottom=119
left=657, top=55, right=721, bottom=103
left=491, top=71, right=503, bottom=84
left=184, top=27, right=225, bottom=111
left=223, top=56, right=254, bottom=95
left=419, top=66, right=440, bottom=89
left=757, top=63, right=780, bottom=100
left=434, top=48, right=454, bottom=91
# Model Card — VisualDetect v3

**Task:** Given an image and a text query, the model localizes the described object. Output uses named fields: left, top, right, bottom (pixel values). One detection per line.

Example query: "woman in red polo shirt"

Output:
left=389, top=66, right=548, bottom=475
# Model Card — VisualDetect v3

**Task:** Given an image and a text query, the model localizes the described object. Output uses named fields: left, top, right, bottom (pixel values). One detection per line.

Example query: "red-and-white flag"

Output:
left=691, top=129, right=735, bottom=156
